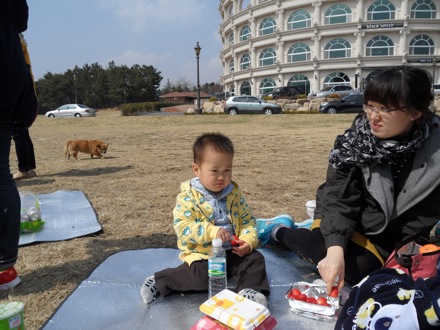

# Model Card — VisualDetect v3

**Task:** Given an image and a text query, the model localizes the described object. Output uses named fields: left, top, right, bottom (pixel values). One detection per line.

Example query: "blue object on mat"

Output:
left=19, top=190, right=102, bottom=246
left=42, top=248, right=337, bottom=330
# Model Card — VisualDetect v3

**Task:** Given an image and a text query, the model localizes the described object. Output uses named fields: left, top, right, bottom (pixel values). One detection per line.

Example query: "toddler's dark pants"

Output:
left=155, top=249, right=270, bottom=297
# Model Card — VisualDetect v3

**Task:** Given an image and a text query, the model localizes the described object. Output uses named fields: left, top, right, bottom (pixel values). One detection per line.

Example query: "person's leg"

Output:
left=0, top=124, right=21, bottom=272
left=228, top=250, right=270, bottom=306
left=12, top=126, right=30, bottom=172
left=228, top=250, right=270, bottom=296
left=26, top=129, right=36, bottom=170
left=155, top=260, right=208, bottom=296
left=276, top=227, right=382, bottom=284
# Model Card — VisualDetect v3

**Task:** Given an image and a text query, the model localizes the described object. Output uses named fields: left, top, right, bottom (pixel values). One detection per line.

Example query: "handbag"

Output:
left=383, top=240, right=440, bottom=280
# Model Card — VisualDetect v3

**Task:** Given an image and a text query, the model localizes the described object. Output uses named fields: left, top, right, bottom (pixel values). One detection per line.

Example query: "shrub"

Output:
left=328, top=93, right=341, bottom=99
left=120, top=102, right=176, bottom=116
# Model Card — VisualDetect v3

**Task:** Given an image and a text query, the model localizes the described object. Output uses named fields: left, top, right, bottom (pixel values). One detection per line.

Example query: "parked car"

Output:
left=319, top=93, right=364, bottom=114
left=434, top=84, right=440, bottom=95
left=309, top=85, right=354, bottom=100
left=45, top=104, right=96, bottom=118
left=212, top=92, right=230, bottom=101
left=223, top=96, right=282, bottom=115
left=264, top=86, right=304, bottom=100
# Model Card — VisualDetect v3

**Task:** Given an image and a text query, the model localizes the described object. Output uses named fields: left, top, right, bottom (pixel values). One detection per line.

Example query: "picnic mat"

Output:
left=19, top=190, right=102, bottom=246
left=42, top=248, right=337, bottom=329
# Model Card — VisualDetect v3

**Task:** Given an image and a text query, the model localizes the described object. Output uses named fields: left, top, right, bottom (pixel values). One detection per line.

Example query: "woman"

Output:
left=257, top=66, right=440, bottom=294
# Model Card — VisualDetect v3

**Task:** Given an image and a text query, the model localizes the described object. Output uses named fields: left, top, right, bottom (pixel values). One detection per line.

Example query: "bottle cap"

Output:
left=212, top=238, right=222, bottom=247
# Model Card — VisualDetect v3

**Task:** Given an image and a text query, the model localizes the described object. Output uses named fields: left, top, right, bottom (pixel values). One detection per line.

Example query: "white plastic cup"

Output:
left=306, top=200, right=316, bottom=219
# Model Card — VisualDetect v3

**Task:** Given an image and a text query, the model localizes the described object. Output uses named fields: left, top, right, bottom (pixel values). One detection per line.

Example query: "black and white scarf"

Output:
left=329, top=115, right=431, bottom=169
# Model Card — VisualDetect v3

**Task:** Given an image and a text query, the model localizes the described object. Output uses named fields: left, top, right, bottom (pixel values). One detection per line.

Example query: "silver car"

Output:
left=309, top=85, right=354, bottom=100
left=45, top=104, right=96, bottom=118
left=223, top=96, right=282, bottom=115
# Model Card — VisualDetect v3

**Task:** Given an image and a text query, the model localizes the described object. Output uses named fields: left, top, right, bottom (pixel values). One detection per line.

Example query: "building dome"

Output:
left=218, top=0, right=440, bottom=97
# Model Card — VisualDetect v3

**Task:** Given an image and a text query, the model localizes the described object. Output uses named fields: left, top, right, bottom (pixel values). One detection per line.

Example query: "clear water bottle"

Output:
left=208, top=238, right=227, bottom=298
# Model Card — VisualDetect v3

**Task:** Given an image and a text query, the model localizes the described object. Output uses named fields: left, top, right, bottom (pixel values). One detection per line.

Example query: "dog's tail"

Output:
left=64, top=141, right=71, bottom=157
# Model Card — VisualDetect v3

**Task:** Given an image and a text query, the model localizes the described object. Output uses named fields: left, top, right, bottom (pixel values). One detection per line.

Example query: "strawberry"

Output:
left=329, top=286, right=339, bottom=298
left=316, top=296, right=330, bottom=306
left=288, top=288, right=301, bottom=299
left=230, top=235, right=239, bottom=246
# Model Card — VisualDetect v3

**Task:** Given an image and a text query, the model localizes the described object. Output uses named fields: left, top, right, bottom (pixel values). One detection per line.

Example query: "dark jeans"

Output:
left=276, top=227, right=382, bottom=284
left=12, top=126, right=35, bottom=172
left=155, top=249, right=270, bottom=297
left=0, top=124, right=20, bottom=271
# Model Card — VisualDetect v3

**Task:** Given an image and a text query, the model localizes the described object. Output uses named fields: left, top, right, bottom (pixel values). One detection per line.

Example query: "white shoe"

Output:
left=140, top=275, right=158, bottom=304
left=238, top=288, right=267, bottom=307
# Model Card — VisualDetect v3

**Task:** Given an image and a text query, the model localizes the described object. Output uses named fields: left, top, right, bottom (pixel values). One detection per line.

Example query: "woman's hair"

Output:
left=193, top=132, right=234, bottom=164
left=364, top=66, right=434, bottom=118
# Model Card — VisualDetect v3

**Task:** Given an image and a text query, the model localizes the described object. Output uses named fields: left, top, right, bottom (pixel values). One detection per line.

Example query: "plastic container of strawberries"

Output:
left=286, top=281, right=340, bottom=321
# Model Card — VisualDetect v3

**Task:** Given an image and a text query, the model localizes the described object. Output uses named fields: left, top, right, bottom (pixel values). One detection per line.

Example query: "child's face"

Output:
left=192, top=146, right=233, bottom=193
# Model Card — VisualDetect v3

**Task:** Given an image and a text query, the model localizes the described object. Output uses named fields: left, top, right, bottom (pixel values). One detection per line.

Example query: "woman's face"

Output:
left=365, top=101, right=422, bottom=139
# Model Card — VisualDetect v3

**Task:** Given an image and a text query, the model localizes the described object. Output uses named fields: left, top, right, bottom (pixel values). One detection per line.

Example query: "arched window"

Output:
left=240, top=0, right=251, bottom=11
left=325, top=4, right=352, bottom=24
left=366, top=35, right=394, bottom=56
left=240, top=53, right=251, bottom=70
left=287, top=74, right=310, bottom=95
left=240, top=25, right=251, bottom=42
left=409, top=34, right=434, bottom=55
left=287, top=10, right=311, bottom=30
left=411, top=0, right=436, bottom=18
left=240, top=81, right=251, bottom=95
left=228, top=5, right=234, bottom=17
left=367, top=0, right=396, bottom=20
left=259, top=48, right=277, bottom=66
left=323, top=72, right=351, bottom=87
left=259, top=78, right=276, bottom=95
left=229, top=59, right=235, bottom=72
left=259, top=17, right=276, bottom=36
left=324, top=38, right=351, bottom=59
left=287, top=42, right=311, bottom=62
left=228, top=33, right=234, bottom=46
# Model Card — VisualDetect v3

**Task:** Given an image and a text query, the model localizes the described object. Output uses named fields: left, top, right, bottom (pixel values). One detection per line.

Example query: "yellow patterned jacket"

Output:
left=173, top=179, right=258, bottom=265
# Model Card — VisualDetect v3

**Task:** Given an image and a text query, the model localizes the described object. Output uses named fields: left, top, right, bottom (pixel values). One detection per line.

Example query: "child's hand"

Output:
left=231, top=240, right=251, bottom=256
left=216, top=228, right=231, bottom=242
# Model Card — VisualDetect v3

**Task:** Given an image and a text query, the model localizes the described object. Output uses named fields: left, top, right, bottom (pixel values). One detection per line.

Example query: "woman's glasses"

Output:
left=363, top=104, right=405, bottom=116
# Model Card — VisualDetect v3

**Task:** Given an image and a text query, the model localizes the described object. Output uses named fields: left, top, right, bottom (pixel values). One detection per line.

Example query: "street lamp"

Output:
left=73, top=73, right=78, bottom=104
left=194, top=41, right=202, bottom=115
left=433, top=58, right=437, bottom=96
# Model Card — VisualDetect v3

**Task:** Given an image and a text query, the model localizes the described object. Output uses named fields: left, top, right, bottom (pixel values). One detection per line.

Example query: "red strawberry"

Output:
left=316, top=296, right=330, bottom=306
left=231, top=235, right=239, bottom=246
left=329, top=286, right=339, bottom=298
left=306, top=297, right=317, bottom=304
left=288, top=288, right=301, bottom=299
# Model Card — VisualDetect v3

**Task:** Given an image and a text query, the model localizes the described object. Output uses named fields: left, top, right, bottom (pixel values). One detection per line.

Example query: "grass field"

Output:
left=1, top=109, right=357, bottom=328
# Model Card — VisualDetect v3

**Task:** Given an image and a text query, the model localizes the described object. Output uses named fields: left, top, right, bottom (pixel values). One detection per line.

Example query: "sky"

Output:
left=25, top=0, right=224, bottom=87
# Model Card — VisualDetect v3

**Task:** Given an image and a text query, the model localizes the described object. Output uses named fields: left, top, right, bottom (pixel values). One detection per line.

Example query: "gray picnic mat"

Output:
left=42, top=248, right=338, bottom=329
left=19, top=190, right=102, bottom=246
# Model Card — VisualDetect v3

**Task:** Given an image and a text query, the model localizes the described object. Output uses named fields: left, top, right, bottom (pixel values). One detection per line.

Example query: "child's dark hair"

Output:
left=193, top=133, right=234, bottom=164
left=364, top=66, right=434, bottom=118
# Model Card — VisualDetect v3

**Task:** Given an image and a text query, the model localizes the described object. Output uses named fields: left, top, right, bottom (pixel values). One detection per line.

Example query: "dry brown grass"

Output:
left=1, top=109, right=356, bottom=329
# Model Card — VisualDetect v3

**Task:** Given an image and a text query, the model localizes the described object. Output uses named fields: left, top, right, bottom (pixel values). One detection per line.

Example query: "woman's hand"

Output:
left=317, top=245, right=345, bottom=294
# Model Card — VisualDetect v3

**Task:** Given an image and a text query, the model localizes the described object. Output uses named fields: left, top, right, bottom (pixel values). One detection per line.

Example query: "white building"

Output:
left=218, top=0, right=440, bottom=96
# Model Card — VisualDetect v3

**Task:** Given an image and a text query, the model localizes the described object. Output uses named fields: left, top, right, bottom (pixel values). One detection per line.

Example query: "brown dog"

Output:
left=64, top=140, right=109, bottom=160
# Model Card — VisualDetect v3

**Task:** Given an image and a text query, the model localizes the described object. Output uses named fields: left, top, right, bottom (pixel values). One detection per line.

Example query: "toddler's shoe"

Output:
left=140, top=275, right=159, bottom=304
left=0, top=267, right=21, bottom=291
left=238, top=288, right=267, bottom=307
left=256, top=214, right=295, bottom=246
